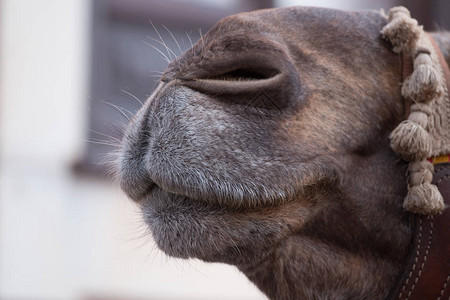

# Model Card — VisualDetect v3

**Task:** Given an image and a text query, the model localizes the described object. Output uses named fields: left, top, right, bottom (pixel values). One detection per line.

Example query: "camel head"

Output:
left=118, top=6, right=450, bottom=299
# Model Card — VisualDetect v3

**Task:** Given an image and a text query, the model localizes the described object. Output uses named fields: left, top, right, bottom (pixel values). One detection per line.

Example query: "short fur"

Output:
left=118, top=7, right=450, bottom=300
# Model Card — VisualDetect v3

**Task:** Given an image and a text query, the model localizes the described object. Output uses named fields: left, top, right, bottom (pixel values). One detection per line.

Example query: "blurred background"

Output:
left=0, top=0, right=448, bottom=299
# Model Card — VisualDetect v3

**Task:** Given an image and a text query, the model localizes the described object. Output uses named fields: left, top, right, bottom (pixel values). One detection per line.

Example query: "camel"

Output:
left=117, top=6, right=450, bottom=299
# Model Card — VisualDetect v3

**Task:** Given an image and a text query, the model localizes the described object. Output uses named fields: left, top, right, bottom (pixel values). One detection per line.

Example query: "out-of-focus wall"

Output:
left=0, top=0, right=88, bottom=298
left=1, top=0, right=88, bottom=164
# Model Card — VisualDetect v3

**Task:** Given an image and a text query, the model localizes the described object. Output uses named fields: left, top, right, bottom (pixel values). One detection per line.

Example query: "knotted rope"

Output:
left=381, top=7, right=450, bottom=215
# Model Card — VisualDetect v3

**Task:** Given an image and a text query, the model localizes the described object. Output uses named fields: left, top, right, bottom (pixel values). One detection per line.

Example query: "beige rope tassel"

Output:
left=381, top=7, right=445, bottom=215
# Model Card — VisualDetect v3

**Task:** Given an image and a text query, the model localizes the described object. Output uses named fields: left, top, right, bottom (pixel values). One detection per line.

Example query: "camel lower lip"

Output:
left=139, top=183, right=300, bottom=264
left=140, top=186, right=226, bottom=259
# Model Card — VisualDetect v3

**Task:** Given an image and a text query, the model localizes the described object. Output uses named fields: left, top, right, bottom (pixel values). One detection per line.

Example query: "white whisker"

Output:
left=102, top=101, right=133, bottom=122
left=148, top=37, right=178, bottom=59
left=162, top=24, right=182, bottom=55
left=144, top=41, right=171, bottom=64
left=121, top=89, right=144, bottom=107
left=83, top=139, right=117, bottom=147
left=186, top=31, right=194, bottom=53
left=88, top=129, right=122, bottom=143
left=149, top=20, right=173, bottom=61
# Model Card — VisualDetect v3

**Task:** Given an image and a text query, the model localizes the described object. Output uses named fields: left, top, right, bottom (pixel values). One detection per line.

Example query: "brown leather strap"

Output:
left=390, top=34, right=450, bottom=300
left=393, top=163, right=450, bottom=300
left=429, top=33, right=450, bottom=94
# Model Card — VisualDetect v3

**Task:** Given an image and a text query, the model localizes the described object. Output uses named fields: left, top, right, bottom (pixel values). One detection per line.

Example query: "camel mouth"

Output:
left=137, top=163, right=332, bottom=262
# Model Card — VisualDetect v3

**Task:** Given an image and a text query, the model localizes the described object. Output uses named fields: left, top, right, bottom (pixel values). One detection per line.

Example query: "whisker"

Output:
left=148, top=37, right=178, bottom=59
left=99, top=151, right=119, bottom=166
left=121, top=89, right=144, bottom=107
left=89, top=137, right=120, bottom=146
left=162, top=24, right=182, bottom=55
left=141, top=235, right=160, bottom=266
left=144, top=41, right=171, bottom=64
left=83, top=139, right=118, bottom=147
left=88, top=129, right=122, bottom=143
left=99, top=149, right=123, bottom=180
left=102, top=101, right=133, bottom=122
left=186, top=31, right=194, bottom=53
left=149, top=20, right=173, bottom=61
left=149, top=70, right=164, bottom=75
left=110, top=121, right=128, bottom=137
left=182, top=259, right=212, bottom=278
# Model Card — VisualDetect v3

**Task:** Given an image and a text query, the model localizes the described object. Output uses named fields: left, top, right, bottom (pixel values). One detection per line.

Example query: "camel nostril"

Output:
left=204, top=67, right=278, bottom=82
left=170, top=35, right=301, bottom=109
left=181, top=69, right=294, bottom=110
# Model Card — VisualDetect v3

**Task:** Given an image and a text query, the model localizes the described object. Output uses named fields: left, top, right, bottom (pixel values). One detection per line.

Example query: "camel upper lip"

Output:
left=121, top=181, right=156, bottom=203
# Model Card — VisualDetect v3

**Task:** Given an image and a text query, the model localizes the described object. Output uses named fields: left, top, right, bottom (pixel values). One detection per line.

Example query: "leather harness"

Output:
left=389, top=35, right=450, bottom=300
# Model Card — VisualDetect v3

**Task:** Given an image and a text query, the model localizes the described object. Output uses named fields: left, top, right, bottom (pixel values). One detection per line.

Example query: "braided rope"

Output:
left=381, top=7, right=445, bottom=215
